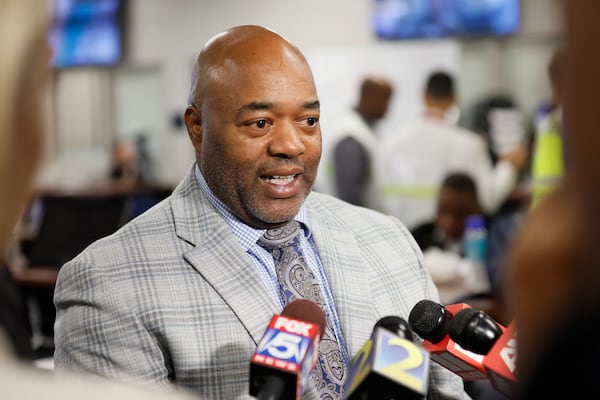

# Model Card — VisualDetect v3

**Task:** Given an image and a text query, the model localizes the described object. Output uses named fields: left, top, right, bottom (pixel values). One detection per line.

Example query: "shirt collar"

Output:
left=194, top=164, right=312, bottom=248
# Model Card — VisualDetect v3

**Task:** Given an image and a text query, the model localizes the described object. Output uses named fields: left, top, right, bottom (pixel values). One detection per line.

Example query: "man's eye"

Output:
left=253, top=119, right=268, bottom=129
left=306, top=117, right=319, bottom=126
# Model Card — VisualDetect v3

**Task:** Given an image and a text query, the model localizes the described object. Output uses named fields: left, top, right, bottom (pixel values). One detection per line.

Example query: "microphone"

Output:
left=375, top=315, right=416, bottom=341
left=408, top=300, right=488, bottom=381
left=249, top=299, right=326, bottom=400
left=482, top=320, right=517, bottom=398
left=447, top=308, right=503, bottom=354
left=344, top=316, right=430, bottom=400
left=447, top=308, right=517, bottom=398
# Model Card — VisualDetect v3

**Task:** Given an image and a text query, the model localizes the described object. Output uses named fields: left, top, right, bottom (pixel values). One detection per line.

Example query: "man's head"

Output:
left=112, top=139, right=136, bottom=166
left=435, top=172, right=482, bottom=241
left=184, top=25, right=321, bottom=229
left=424, top=70, right=456, bottom=113
left=356, top=76, right=393, bottom=125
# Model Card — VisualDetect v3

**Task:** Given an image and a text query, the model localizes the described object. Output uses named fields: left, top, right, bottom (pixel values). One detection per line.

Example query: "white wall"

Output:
left=46, top=0, right=565, bottom=187
left=306, top=40, right=462, bottom=139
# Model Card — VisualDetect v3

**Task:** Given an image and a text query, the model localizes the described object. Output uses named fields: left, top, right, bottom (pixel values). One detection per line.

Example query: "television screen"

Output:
left=373, top=0, right=520, bottom=40
left=48, top=0, right=123, bottom=68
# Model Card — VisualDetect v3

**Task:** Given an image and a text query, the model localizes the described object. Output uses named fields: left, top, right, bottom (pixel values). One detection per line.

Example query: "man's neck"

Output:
left=424, top=106, right=447, bottom=122
left=356, top=108, right=377, bottom=129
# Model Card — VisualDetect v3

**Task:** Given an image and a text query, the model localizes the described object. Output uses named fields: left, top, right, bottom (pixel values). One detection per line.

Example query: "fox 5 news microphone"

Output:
left=448, top=308, right=517, bottom=398
left=343, top=315, right=430, bottom=400
left=249, top=299, right=326, bottom=400
left=408, top=300, right=488, bottom=381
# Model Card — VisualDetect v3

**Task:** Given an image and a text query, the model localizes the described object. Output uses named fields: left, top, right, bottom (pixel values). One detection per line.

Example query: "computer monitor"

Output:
left=373, top=0, right=521, bottom=40
left=48, top=0, right=124, bottom=68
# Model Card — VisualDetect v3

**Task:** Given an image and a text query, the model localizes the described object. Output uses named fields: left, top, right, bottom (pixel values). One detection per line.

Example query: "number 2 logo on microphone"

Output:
left=345, top=327, right=431, bottom=396
left=375, top=329, right=430, bottom=393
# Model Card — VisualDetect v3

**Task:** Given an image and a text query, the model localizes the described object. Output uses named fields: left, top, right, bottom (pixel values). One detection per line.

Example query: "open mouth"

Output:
left=262, top=175, right=298, bottom=185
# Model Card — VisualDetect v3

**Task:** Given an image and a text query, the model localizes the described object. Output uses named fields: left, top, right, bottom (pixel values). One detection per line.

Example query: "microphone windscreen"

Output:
left=408, top=300, right=449, bottom=343
left=281, top=298, right=327, bottom=337
left=375, top=315, right=414, bottom=341
left=448, top=308, right=502, bottom=355
left=448, top=308, right=479, bottom=341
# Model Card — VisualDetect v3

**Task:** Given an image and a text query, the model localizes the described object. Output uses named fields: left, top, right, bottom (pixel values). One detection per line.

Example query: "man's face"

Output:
left=194, top=51, right=321, bottom=228
left=435, top=187, right=481, bottom=241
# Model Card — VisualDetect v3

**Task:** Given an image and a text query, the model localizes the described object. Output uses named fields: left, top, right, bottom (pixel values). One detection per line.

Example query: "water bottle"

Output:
left=463, top=214, right=491, bottom=294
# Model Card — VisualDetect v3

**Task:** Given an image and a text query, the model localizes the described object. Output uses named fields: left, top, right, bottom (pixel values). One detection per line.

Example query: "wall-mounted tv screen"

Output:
left=49, top=0, right=123, bottom=68
left=373, top=0, right=520, bottom=40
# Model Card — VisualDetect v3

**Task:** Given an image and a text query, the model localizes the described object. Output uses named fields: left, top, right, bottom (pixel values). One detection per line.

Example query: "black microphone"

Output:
left=408, top=300, right=488, bottom=381
left=408, top=299, right=452, bottom=344
left=448, top=308, right=517, bottom=398
left=375, top=315, right=415, bottom=341
left=344, top=316, right=430, bottom=400
left=447, top=308, right=503, bottom=355
left=249, top=299, right=326, bottom=400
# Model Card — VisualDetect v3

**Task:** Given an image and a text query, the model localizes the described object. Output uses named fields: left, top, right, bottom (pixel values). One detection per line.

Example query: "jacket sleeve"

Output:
left=53, top=256, right=173, bottom=389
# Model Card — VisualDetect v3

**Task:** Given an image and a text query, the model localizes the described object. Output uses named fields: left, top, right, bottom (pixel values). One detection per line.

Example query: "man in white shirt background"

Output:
left=375, top=70, right=528, bottom=231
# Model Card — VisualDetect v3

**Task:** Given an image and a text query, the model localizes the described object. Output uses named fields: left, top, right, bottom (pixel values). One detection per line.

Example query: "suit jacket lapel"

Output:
left=166, top=171, right=374, bottom=354
left=169, top=168, right=280, bottom=344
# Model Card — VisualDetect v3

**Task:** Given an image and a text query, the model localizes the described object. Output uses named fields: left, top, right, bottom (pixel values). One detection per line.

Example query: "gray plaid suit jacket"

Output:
left=54, top=166, right=470, bottom=400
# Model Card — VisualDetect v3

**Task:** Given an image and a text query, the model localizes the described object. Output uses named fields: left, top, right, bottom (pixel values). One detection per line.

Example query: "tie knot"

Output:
left=258, top=220, right=301, bottom=252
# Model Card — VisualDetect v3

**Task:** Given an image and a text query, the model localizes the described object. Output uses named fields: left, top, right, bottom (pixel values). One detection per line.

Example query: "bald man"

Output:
left=54, top=25, right=470, bottom=400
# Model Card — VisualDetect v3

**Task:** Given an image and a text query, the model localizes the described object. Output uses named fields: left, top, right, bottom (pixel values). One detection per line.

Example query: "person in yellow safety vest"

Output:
left=530, top=46, right=567, bottom=209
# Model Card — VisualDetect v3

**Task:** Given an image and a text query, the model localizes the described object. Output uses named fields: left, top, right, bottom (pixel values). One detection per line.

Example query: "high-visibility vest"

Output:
left=530, top=110, right=564, bottom=209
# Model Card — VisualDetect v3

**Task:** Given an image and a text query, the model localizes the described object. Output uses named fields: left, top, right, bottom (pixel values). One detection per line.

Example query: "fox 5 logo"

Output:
left=256, top=329, right=312, bottom=364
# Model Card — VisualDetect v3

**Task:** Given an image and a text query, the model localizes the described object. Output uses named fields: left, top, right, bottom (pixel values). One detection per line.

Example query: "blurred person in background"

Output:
left=469, top=93, right=533, bottom=214
left=316, top=75, right=393, bottom=210
left=376, top=70, right=528, bottom=231
left=529, top=45, right=567, bottom=209
left=0, top=0, right=54, bottom=363
left=411, top=172, right=483, bottom=253
left=0, top=1, right=196, bottom=399
left=410, top=172, right=491, bottom=306
left=502, top=0, right=600, bottom=398
left=468, top=95, right=532, bottom=306
left=109, top=138, right=139, bottom=190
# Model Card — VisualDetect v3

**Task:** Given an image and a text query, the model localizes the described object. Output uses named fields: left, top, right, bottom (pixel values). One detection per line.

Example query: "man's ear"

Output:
left=184, top=105, right=202, bottom=149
